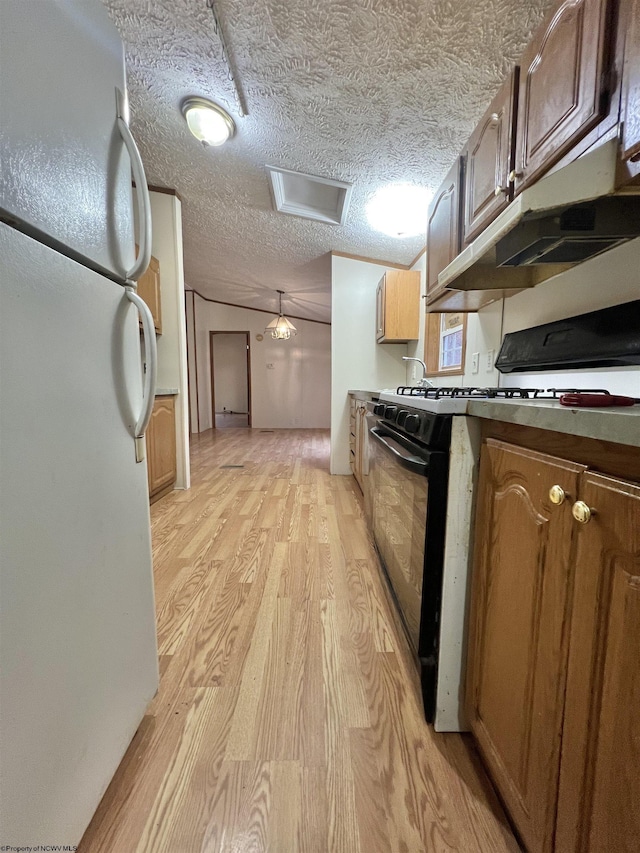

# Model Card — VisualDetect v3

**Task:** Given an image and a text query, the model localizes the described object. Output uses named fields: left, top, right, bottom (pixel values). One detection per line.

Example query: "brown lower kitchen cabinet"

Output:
left=348, top=395, right=368, bottom=492
left=146, top=395, right=177, bottom=502
left=554, top=472, right=640, bottom=852
left=466, top=436, right=640, bottom=853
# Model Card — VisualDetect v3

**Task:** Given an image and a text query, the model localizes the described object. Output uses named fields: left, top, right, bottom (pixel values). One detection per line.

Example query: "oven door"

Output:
left=368, top=423, right=448, bottom=663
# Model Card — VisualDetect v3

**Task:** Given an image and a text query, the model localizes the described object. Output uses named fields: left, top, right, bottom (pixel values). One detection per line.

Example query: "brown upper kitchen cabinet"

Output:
left=513, top=0, right=613, bottom=195
left=136, top=253, right=162, bottom=335
left=426, top=158, right=463, bottom=303
left=621, top=0, right=640, bottom=163
left=146, top=395, right=177, bottom=502
left=466, top=439, right=584, bottom=853
left=375, top=270, right=420, bottom=342
left=463, top=69, right=519, bottom=244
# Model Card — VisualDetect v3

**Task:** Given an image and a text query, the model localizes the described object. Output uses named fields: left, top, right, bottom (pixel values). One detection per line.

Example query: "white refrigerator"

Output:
left=0, top=0, right=160, bottom=846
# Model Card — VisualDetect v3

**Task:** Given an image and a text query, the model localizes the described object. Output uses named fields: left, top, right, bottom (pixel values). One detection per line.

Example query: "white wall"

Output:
left=407, top=250, right=503, bottom=389
left=185, top=290, right=199, bottom=433
left=148, top=191, right=190, bottom=489
left=211, top=334, right=248, bottom=413
left=330, top=255, right=411, bottom=474
left=332, top=238, right=639, bottom=474
left=470, top=238, right=640, bottom=394
left=409, top=237, right=640, bottom=395
left=186, top=294, right=331, bottom=431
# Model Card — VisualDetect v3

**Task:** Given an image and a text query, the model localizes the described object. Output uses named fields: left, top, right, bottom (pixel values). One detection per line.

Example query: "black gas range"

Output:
left=375, top=386, right=638, bottom=434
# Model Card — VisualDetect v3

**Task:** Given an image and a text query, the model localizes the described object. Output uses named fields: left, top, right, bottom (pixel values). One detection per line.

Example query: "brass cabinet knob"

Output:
left=490, top=112, right=500, bottom=124
left=572, top=501, right=593, bottom=524
left=508, top=169, right=523, bottom=182
left=549, top=485, right=567, bottom=505
left=494, top=185, right=508, bottom=196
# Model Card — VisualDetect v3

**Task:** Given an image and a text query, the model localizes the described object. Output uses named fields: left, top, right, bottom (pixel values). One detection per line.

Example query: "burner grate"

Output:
left=394, top=385, right=618, bottom=400
left=396, top=385, right=544, bottom=399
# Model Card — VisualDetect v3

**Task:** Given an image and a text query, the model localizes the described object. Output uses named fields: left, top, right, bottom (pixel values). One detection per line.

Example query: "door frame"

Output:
left=209, top=331, right=252, bottom=429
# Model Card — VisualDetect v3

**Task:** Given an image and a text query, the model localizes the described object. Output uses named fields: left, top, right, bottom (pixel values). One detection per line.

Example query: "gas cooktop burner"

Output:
left=395, top=386, right=615, bottom=400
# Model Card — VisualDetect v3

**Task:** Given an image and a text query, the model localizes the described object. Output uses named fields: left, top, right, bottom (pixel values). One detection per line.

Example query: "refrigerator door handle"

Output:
left=126, top=287, right=157, bottom=462
left=116, top=88, right=152, bottom=283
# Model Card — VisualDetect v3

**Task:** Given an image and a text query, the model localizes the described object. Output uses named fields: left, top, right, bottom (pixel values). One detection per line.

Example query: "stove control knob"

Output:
left=405, top=414, right=421, bottom=434
left=397, top=410, right=409, bottom=426
left=373, top=403, right=386, bottom=416
left=384, top=406, right=398, bottom=420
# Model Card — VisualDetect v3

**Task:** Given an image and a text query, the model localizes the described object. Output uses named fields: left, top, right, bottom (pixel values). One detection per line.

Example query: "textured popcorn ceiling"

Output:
left=105, top=0, right=553, bottom=322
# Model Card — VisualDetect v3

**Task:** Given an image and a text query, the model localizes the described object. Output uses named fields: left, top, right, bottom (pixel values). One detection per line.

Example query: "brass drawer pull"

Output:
left=549, top=485, right=567, bottom=505
left=572, top=501, right=593, bottom=524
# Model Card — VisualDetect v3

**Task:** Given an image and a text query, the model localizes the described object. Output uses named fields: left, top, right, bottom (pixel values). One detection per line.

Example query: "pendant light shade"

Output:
left=265, top=290, right=297, bottom=340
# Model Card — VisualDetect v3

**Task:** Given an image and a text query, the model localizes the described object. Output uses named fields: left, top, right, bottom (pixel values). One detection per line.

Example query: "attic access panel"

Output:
left=267, top=165, right=352, bottom=225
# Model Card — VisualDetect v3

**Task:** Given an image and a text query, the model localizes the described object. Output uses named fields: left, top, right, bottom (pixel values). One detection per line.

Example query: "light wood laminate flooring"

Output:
left=79, top=428, right=519, bottom=853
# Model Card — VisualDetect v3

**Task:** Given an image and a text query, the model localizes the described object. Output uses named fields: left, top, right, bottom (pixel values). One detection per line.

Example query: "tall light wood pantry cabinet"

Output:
left=466, top=436, right=640, bottom=853
left=375, top=270, right=420, bottom=342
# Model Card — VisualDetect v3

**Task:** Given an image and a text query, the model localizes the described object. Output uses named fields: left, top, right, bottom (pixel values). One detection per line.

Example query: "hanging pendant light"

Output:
left=265, top=290, right=297, bottom=340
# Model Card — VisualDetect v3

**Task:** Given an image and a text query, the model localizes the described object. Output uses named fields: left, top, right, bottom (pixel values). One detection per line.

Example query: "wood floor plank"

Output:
left=78, top=428, right=520, bottom=853
left=224, top=541, right=285, bottom=760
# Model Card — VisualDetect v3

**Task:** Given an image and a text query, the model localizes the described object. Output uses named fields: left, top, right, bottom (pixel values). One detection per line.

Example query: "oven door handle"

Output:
left=370, top=427, right=429, bottom=475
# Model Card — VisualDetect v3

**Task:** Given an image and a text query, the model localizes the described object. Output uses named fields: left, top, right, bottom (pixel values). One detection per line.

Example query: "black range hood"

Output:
left=496, top=197, right=640, bottom=267
left=496, top=301, right=640, bottom=373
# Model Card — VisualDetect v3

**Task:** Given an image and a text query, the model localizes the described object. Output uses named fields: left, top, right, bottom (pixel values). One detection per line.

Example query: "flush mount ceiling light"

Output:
left=366, top=183, right=433, bottom=238
left=181, top=97, right=235, bottom=146
left=265, top=290, right=297, bottom=340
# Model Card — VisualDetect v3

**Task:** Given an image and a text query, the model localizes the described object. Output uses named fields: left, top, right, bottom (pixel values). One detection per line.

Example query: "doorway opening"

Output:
left=209, top=331, right=252, bottom=429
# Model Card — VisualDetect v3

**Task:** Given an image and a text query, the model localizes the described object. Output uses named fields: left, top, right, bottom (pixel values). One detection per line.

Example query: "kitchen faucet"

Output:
left=402, top=356, right=435, bottom=388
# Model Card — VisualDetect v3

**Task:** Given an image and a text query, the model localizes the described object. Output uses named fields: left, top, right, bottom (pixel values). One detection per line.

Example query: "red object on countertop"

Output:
left=559, top=393, right=638, bottom=407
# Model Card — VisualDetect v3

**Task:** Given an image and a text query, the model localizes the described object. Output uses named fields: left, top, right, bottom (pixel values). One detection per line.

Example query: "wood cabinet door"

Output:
left=463, top=70, right=518, bottom=244
left=354, top=403, right=367, bottom=490
left=513, top=0, right=611, bottom=194
left=147, top=396, right=176, bottom=499
left=466, top=439, right=585, bottom=853
left=375, top=277, right=385, bottom=341
left=137, top=254, right=162, bottom=334
left=621, top=0, right=640, bottom=162
left=555, top=473, right=640, bottom=853
left=426, top=159, right=462, bottom=299
left=376, top=271, right=420, bottom=342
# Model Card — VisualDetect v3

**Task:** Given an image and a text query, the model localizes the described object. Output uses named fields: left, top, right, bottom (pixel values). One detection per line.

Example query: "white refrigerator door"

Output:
left=0, top=0, right=135, bottom=280
left=0, top=224, right=159, bottom=847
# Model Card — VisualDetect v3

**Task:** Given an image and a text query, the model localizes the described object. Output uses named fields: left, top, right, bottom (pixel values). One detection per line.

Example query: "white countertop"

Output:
left=156, top=388, right=179, bottom=396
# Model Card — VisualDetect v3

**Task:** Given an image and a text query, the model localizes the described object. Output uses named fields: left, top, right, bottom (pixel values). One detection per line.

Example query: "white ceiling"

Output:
left=105, top=0, right=553, bottom=323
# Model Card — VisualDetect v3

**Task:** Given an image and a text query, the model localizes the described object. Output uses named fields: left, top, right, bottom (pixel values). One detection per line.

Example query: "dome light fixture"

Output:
left=181, top=97, right=235, bottom=147
left=265, top=290, right=297, bottom=340
left=366, top=183, right=433, bottom=238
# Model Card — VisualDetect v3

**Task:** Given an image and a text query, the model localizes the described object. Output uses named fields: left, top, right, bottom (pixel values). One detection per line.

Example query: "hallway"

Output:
left=79, top=428, right=518, bottom=852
